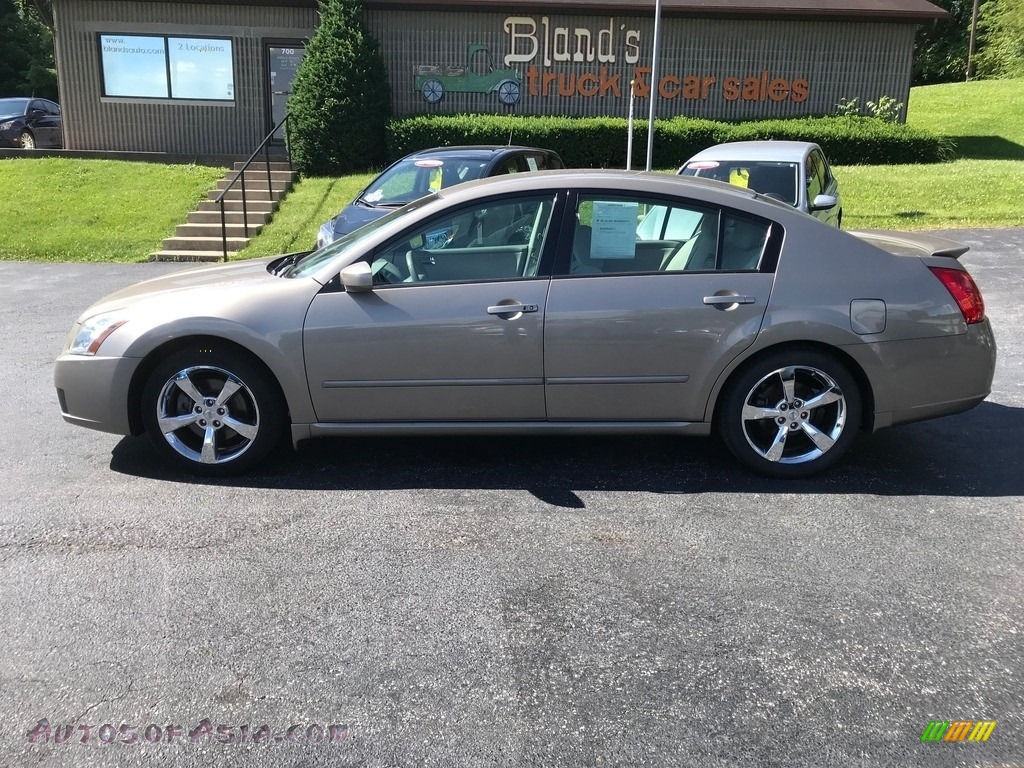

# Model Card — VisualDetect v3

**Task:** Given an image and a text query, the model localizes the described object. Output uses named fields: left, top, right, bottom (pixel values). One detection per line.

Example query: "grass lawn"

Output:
left=0, top=78, right=1020, bottom=262
left=836, top=77, right=1024, bottom=230
left=239, top=173, right=374, bottom=258
left=0, top=158, right=224, bottom=262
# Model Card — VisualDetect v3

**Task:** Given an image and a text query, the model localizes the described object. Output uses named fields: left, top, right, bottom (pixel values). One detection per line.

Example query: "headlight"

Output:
left=68, top=313, right=128, bottom=356
left=0, top=121, right=14, bottom=131
left=316, top=221, right=336, bottom=249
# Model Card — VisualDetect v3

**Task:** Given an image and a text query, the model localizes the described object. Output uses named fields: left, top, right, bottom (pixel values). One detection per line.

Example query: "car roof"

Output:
left=685, top=141, right=819, bottom=163
left=436, top=168, right=769, bottom=208
left=402, top=145, right=555, bottom=162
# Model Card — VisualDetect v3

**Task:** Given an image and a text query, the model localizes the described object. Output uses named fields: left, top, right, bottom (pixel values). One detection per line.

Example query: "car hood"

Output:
left=77, top=257, right=286, bottom=319
left=332, top=202, right=390, bottom=236
left=0, top=112, right=24, bottom=121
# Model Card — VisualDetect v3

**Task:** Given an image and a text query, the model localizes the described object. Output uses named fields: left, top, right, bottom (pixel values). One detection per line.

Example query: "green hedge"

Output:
left=385, top=114, right=953, bottom=168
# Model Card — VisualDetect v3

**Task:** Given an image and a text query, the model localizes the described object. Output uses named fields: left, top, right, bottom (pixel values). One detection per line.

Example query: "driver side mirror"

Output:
left=810, top=194, right=838, bottom=211
left=339, top=261, right=373, bottom=292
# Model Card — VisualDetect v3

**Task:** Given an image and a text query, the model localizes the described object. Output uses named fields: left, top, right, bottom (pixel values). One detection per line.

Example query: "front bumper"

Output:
left=0, top=128, right=25, bottom=148
left=54, top=354, right=143, bottom=436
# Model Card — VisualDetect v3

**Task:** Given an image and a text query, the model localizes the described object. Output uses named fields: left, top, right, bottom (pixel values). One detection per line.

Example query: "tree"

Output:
left=1, top=0, right=57, bottom=99
left=15, top=0, right=51, bottom=29
left=912, top=0, right=972, bottom=84
left=288, top=0, right=392, bottom=175
left=975, top=0, right=1024, bottom=78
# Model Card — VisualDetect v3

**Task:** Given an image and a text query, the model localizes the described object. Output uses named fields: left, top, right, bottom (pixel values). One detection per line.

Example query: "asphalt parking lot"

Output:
left=1, top=229, right=1021, bottom=767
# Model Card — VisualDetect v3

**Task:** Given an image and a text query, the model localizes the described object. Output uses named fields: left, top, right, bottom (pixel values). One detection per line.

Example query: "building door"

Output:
left=265, top=42, right=305, bottom=140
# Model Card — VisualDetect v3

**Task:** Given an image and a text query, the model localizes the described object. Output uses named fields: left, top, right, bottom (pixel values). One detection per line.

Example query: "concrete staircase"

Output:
left=150, top=161, right=297, bottom=262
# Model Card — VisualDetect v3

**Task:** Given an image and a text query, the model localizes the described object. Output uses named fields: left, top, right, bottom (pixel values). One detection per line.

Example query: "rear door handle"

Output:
left=488, top=303, right=539, bottom=315
left=703, top=295, right=755, bottom=306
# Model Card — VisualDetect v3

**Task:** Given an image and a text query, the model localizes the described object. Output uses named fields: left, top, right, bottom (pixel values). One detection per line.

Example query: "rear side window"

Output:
left=524, top=152, right=562, bottom=171
left=568, top=194, right=776, bottom=275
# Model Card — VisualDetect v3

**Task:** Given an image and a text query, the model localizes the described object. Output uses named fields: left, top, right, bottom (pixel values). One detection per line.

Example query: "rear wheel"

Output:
left=497, top=80, right=521, bottom=105
left=20, top=130, right=35, bottom=149
left=141, top=346, right=284, bottom=475
left=718, top=349, right=861, bottom=478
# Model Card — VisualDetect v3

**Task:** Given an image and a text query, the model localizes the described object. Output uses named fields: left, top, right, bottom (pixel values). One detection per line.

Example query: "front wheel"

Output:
left=717, top=349, right=861, bottom=478
left=141, top=346, right=285, bottom=475
left=20, top=130, right=35, bottom=149
left=496, top=80, right=521, bottom=105
left=421, top=79, right=444, bottom=103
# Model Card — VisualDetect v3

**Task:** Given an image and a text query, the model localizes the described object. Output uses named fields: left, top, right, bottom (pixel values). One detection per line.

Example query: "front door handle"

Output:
left=487, top=303, right=539, bottom=315
left=703, top=295, right=755, bottom=306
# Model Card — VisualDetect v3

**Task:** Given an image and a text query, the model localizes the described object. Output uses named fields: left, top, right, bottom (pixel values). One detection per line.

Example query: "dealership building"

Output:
left=50, top=0, right=945, bottom=157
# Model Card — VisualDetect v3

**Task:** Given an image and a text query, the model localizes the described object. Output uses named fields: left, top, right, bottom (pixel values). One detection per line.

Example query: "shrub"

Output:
left=288, top=0, right=391, bottom=175
left=385, top=113, right=953, bottom=168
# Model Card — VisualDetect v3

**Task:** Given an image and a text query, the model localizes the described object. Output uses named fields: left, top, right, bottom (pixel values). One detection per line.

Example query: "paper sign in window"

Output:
left=590, top=201, right=637, bottom=259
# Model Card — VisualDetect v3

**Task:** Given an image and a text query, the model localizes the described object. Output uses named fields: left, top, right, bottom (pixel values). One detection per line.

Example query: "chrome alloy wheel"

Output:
left=739, top=365, right=847, bottom=465
left=155, top=365, right=260, bottom=465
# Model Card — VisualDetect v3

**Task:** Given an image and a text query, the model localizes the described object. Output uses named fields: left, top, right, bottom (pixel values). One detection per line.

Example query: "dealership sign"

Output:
left=500, top=16, right=809, bottom=104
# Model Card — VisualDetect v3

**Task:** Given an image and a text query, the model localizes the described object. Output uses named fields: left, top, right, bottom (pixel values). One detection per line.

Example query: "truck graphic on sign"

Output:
left=414, top=43, right=522, bottom=105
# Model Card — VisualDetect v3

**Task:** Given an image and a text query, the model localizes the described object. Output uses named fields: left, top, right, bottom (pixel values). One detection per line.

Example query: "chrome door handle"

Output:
left=487, top=303, right=539, bottom=315
left=703, top=295, right=755, bottom=306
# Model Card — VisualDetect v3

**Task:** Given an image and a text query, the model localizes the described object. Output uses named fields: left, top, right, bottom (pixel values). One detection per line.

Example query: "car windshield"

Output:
left=0, top=98, right=30, bottom=115
left=288, top=195, right=438, bottom=278
left=681, top=161, right=800, bottom=207
left=360, top=157, right=490, bottom=206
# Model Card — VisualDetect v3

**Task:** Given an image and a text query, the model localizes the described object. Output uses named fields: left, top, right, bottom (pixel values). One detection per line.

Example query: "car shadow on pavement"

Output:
left=108, top=400, right=1024, bottom=502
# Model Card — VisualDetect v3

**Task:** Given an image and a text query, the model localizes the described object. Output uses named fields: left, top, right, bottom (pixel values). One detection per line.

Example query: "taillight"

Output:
left=929, top=266, right=986, bottom=324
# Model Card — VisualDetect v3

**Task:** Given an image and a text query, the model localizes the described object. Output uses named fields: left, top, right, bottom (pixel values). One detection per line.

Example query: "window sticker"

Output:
left=525, top=156, right=539, bottom=171
left=590, top=201, right=638, bottom=259
left=729, top=168, right=750, bottom=188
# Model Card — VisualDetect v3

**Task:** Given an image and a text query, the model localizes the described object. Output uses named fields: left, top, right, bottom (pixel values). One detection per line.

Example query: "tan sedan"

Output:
left=54, top=171, right=996, bottom=477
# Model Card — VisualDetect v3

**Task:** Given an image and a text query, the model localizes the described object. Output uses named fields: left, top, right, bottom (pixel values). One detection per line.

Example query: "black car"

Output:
left=0, top=97, right=63, bottom=149
left=316, top=145, right=563, bottom=248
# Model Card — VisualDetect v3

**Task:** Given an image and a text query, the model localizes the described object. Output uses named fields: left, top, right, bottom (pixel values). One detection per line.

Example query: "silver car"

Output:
left=55, top=170, right=994, bottom=478
left=679, top=141, right=843, bottom=227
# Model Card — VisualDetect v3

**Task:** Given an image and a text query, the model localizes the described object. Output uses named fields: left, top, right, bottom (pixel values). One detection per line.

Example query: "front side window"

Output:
left=370, top=196, right=556, bottom=285
left=99, top=34, right=234, bottom=100
left=806, top=154, right=825, bottom=199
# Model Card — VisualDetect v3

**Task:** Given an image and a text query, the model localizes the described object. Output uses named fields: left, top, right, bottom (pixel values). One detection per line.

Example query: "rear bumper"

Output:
left=54, top=354, right=142, bottom=436
left=847, top=320, right=997, bottom=431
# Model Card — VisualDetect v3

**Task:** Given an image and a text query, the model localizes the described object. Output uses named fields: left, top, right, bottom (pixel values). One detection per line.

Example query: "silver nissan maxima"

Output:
left=54, top=170, right=996, bottom=478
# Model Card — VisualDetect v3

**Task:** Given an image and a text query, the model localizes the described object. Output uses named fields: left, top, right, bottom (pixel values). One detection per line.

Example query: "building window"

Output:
left=99, top=34, right=234, bottom=101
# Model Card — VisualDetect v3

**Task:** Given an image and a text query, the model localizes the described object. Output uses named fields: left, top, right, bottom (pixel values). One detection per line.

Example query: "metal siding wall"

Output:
left=52, top=0, right=316, bottom=154
left=367, top=10, right=915, bottom=121
left=51, top=2, right=916, bottom=153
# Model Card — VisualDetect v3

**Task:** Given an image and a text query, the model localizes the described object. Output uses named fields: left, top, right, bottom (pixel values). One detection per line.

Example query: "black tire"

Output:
left=20, top=130, right=35, bottom=150
left=717, top=348, right=861, bottom=478
left=141, top=344, right=285, bottom=475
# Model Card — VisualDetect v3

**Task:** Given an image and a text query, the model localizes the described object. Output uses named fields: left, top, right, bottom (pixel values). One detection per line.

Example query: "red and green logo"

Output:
left=921, top=720, right=996, bottom=742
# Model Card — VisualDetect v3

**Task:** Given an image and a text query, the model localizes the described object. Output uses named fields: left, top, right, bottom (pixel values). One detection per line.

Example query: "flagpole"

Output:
left=645, top=0, right=662, bottom=171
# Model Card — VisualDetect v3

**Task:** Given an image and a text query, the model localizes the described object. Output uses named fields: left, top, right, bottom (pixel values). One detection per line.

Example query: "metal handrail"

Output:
left=214, top=114, right=293, bottom=262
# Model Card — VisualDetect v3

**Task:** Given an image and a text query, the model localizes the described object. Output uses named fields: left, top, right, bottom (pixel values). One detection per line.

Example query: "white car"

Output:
left=679, top=141, right=842, bottom=227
